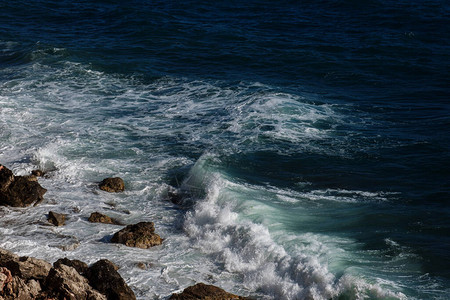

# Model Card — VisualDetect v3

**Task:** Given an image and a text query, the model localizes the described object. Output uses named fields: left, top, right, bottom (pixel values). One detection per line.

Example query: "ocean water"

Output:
left=0, top=1, right=449, bottom=299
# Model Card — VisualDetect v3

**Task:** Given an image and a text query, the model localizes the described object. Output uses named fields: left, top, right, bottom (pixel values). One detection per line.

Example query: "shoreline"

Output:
left=0, top=164, right=250, bottom=299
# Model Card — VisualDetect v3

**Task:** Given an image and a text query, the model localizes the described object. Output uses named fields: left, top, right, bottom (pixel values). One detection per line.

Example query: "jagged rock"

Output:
left=87, top=259, right=136, bottom=300
left=48, top=211, right=66, bottom=226
left=111, top=222, right=163, bottom=249
left=8, top=276, right=41, bottom=300
left=99, top=177, right=125, bottom=193
left=0, top=165, right=47, bottom=207
left=45, top=264, right=106, bottom=300
left=3, top=256, right=52, bottom=281
left=0, top=249, right=137, bottom=300
left=0, top=249, right=51, bottom=283
left=0, top=253, right=47, bottom=300
left=170, top=283, right=249, bottom=300
left=0, top=267, right=12, bottom=291
left=54, top=258, right=89, bottom=277
left=88, top=212, right=121, bottom=225
left=0, top=249, right=18, bottom=264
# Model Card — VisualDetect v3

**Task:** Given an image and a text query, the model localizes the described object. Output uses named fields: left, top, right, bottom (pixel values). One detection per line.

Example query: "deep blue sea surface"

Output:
left=1, top=1, right=449, bottom=299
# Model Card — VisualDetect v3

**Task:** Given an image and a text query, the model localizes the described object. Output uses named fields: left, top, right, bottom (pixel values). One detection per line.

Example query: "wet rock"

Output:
left=7, top=176, right=47, bottom=206
left=87, top=259, right=136, bottom=300
left=31, top=169, right=45, bottom=177
left=88, top=211, right=121, bottom=225
left=136, top=262, right=147, bottom=270
left=48, top=211, right=66, bottom=226
left=167, top=191, right=183, bottom=205
left=45, top=263, right=106, bottom=300
left=54, top=258, right=89, bottom=277
left=0, top=165, right=47, bottom=207
left=0, top=165, right=14, bottom=193
left=111, top=222, right=163, bottom=249
left=170, top=283, right=249, bottom=300
left=99, top=177, right=125, bottom=193
left=23, top=175, right=37, bottom=182
left=54, top=241, right=80, bottom=252
left=48, top=234, right=80, bottom=252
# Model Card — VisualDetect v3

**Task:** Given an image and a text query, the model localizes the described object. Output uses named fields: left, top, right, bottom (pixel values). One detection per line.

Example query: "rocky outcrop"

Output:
left=0, top=267, right=12, bottom=291
left=87, top=259, right=136, bottom=300
left=99, top=177, right=125, bottom=193
left=0, top=249, right=52, bottom=282
left=111, top=222, right=163, bottom=249
left=7, top=276, right=42, bottom=300
left=45, top=263, right=106, bottom=300
left=48, top=211, right=66, bottom=226
left=54, top=258, right=89, bottom=277
left=0, top=248, right=136, bottom=300
left=0, top=164, right=47, bottom=207
left=88, top=212, right=121, bottom=225
left=7, top=256, right=52, bottom=281
left=0, top=249, right=51, bottom=300
left=170, top=283, right=249, bottom=300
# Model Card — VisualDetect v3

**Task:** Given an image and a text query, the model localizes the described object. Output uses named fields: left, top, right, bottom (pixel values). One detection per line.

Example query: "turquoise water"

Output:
left=0, top=1, right=449, bottom=299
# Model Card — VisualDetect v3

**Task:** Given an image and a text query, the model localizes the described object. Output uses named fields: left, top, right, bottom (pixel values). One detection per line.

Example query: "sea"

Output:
left=0, top=1, right=449, bottom=299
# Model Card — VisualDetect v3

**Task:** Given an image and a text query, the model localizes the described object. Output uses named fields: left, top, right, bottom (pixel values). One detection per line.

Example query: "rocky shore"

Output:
left=0, top=248, right=134, bottom=300
left=0, top=164, right=250, bottom=299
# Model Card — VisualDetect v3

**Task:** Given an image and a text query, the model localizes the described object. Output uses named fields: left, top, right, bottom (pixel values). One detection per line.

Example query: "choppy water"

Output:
left=0, top=1, right=449, bottom=299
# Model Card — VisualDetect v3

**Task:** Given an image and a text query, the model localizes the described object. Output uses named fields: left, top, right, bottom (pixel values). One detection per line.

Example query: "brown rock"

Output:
left=24, top=175, right=38, bottom=182
left=0, top=267, right=12, bottom=291
left=9, top=276, right=42, bottom=300
left=1, top=276, right=42, bottom=300
left=0, top=165, right=14, bottom=193
left=31, top=169, right=45, bottom=177
left=170, top=283, right=249, bottom=300
left=0, top=248, right=137, bottom=300
left=0, top=165, right=47, bottom=207
left=88, top=212, right=121, bottom=225
left=4, top=256, right=52, bottom=282
left=0, top=249, right=51, bottom=283
left=45, top=264, right=106, bottom=300
left=0, top=250, right=51, bottom=300
left=87, top=259, right=136, bottom=300
left=99, top=177, right=125, bottom=193
left=111, top=222, right=163, bottom=249
left=48, top=211, right=66, bottom=226
left=0, top=248, right=19, bottom=264
left=54, top=258, right=89, bottom=277
left=15, top=256, right=52, bottom=281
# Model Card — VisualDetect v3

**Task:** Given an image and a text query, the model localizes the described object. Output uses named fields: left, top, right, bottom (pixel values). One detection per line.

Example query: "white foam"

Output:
left=180, top=155, right=408, bottom=299
left=0, top=55, right=439, bottom=299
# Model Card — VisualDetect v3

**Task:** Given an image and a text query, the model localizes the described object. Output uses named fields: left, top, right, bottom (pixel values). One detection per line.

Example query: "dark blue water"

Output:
left=1, top=1, right=449, bottom=299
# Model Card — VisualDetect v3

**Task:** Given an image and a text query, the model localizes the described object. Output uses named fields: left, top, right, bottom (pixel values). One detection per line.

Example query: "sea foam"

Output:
left=180, top=154, right=407, bottom=299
